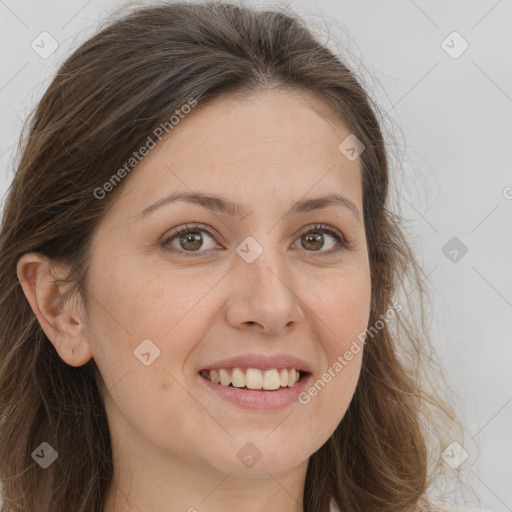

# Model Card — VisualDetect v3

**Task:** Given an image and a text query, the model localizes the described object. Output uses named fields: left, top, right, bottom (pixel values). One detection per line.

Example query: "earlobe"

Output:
left=16, top=252, right=93, bottom=367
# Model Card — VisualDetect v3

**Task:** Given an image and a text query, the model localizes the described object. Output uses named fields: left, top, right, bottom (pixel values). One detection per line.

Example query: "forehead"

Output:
left=106, top=89, right=363, bottom=223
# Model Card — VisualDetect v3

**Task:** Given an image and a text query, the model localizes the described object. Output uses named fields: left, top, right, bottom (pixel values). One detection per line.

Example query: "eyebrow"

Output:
left=134, top=191, right=361, bottom=222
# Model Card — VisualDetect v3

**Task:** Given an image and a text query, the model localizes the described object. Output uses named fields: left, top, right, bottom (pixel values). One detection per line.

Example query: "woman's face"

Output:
left=84, top=89, right=371, bottom=481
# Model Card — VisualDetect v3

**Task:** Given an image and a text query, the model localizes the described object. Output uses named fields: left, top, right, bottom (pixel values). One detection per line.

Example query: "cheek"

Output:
left=312, top=265, right=371, bottom=345
left=328, top=273, right=370, bottom=385
left=85, top=253, right=219, bottom=399
left=84, top=260, right=209, bottom=452
left=298, top=268, right=370, bottom=421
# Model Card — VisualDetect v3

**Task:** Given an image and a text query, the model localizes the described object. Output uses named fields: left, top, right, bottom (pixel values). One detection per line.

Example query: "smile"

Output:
left=199, top=367, right=305, bottom=390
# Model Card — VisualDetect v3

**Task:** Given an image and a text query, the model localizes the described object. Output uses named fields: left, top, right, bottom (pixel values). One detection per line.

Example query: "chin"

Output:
left=226, top=454, right=307, bottom=478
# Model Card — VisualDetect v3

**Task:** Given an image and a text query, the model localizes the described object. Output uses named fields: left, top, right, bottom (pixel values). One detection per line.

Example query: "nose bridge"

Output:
left=248, top=244, right=292, bottom=299
left=226, top=232, right=303, bottom=332
left=241, top=221, right=293, bottom=287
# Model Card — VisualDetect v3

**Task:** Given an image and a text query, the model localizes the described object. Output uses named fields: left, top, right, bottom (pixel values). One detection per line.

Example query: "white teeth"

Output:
left=245, top=368, right=263, bottom=389
left=287, top=368, right=297, bottom=388
left=219, top=369, right=230, bottom=386
left=231, top=368, right=246, bottom=388
left=262, top=369, right=281, bottom=390
left=279, top=368, right=288, bottom=387
left=202, top=367, right=302, bottom=390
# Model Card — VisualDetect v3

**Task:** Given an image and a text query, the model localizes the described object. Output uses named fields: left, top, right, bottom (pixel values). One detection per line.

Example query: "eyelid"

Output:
left=161, top=222, right=354, bottom=256
left=295, top=223, right=349, bottom=245
left=161, top=222, right=223, bottom=253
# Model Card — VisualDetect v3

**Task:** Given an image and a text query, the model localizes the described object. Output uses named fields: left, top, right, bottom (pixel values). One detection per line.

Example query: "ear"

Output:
left=16, top=252, right=93, bottom=367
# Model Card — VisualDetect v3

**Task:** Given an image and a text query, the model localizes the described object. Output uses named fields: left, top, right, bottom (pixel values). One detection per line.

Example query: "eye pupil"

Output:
left=165, top=224, right=344, bottom=257
left=180, top=232, right=202, bottom=251
left=302, top=232, right=323, bottom=251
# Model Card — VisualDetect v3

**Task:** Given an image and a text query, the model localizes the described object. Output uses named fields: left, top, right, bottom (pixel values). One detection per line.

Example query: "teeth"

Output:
left=287, top=368, right=295, bottom=387
left=202, top=367, right=302, bottom=390
left=246, top=368, right=263, bottom=389
left=219, top=369, right=230, bottom=386
left=262, top=369, right=280, bottom=390
left=232, top=368, right=246, bottom=388
left=210, top=369, right=220, bottom=384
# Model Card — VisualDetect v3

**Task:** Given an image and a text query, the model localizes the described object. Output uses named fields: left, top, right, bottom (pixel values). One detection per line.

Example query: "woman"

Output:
left=0, top=2, right=462, bottom=511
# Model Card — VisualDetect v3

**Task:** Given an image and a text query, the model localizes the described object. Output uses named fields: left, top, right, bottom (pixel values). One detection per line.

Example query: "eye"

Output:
left=161, top=222, right=351, bottom=257
left=291, top=223, right=349, bottom=254
left=162, top=223, right=220, bottom=256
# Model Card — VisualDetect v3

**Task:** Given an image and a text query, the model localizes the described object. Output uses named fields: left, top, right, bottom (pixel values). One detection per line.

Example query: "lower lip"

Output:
left=199, top=373, right=313, bottom=410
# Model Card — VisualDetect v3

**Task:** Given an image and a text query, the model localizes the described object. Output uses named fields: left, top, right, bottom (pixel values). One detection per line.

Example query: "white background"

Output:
left=0, top=0, right=511, bottom=510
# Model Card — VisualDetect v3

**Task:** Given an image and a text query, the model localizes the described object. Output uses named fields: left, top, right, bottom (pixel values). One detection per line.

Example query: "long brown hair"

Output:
left=0, top=2, right=461, bottom=511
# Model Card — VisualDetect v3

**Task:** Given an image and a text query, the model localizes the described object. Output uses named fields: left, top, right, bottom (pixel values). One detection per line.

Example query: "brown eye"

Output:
left=178, top=231, right=204, bottom=251
left=293, top=224, right=348, bottom=254
left=301, top=232, right=324, bottom=251
left=162, top=222, right=350, bottom=258
left=163, top=224, right=219, bottom=256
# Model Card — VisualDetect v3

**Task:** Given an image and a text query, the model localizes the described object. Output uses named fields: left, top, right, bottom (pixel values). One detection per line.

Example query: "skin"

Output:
left=17, top=88, right=372, bottom=512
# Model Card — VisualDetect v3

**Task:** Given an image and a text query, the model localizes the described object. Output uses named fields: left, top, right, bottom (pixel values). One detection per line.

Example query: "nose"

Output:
left=224, top=249, right=304, bottom=335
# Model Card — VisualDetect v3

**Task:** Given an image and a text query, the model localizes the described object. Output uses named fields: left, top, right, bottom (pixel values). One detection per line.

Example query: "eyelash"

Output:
left=161, top=222, right=353, bottom=257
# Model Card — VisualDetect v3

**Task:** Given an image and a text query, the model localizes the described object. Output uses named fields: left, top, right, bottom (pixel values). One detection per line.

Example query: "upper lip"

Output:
left=199, top=353, right=312, bottom=373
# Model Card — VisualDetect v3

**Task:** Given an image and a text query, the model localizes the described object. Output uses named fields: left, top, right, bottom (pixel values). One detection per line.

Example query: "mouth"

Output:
left=199, top=367, right=309, bottom=391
